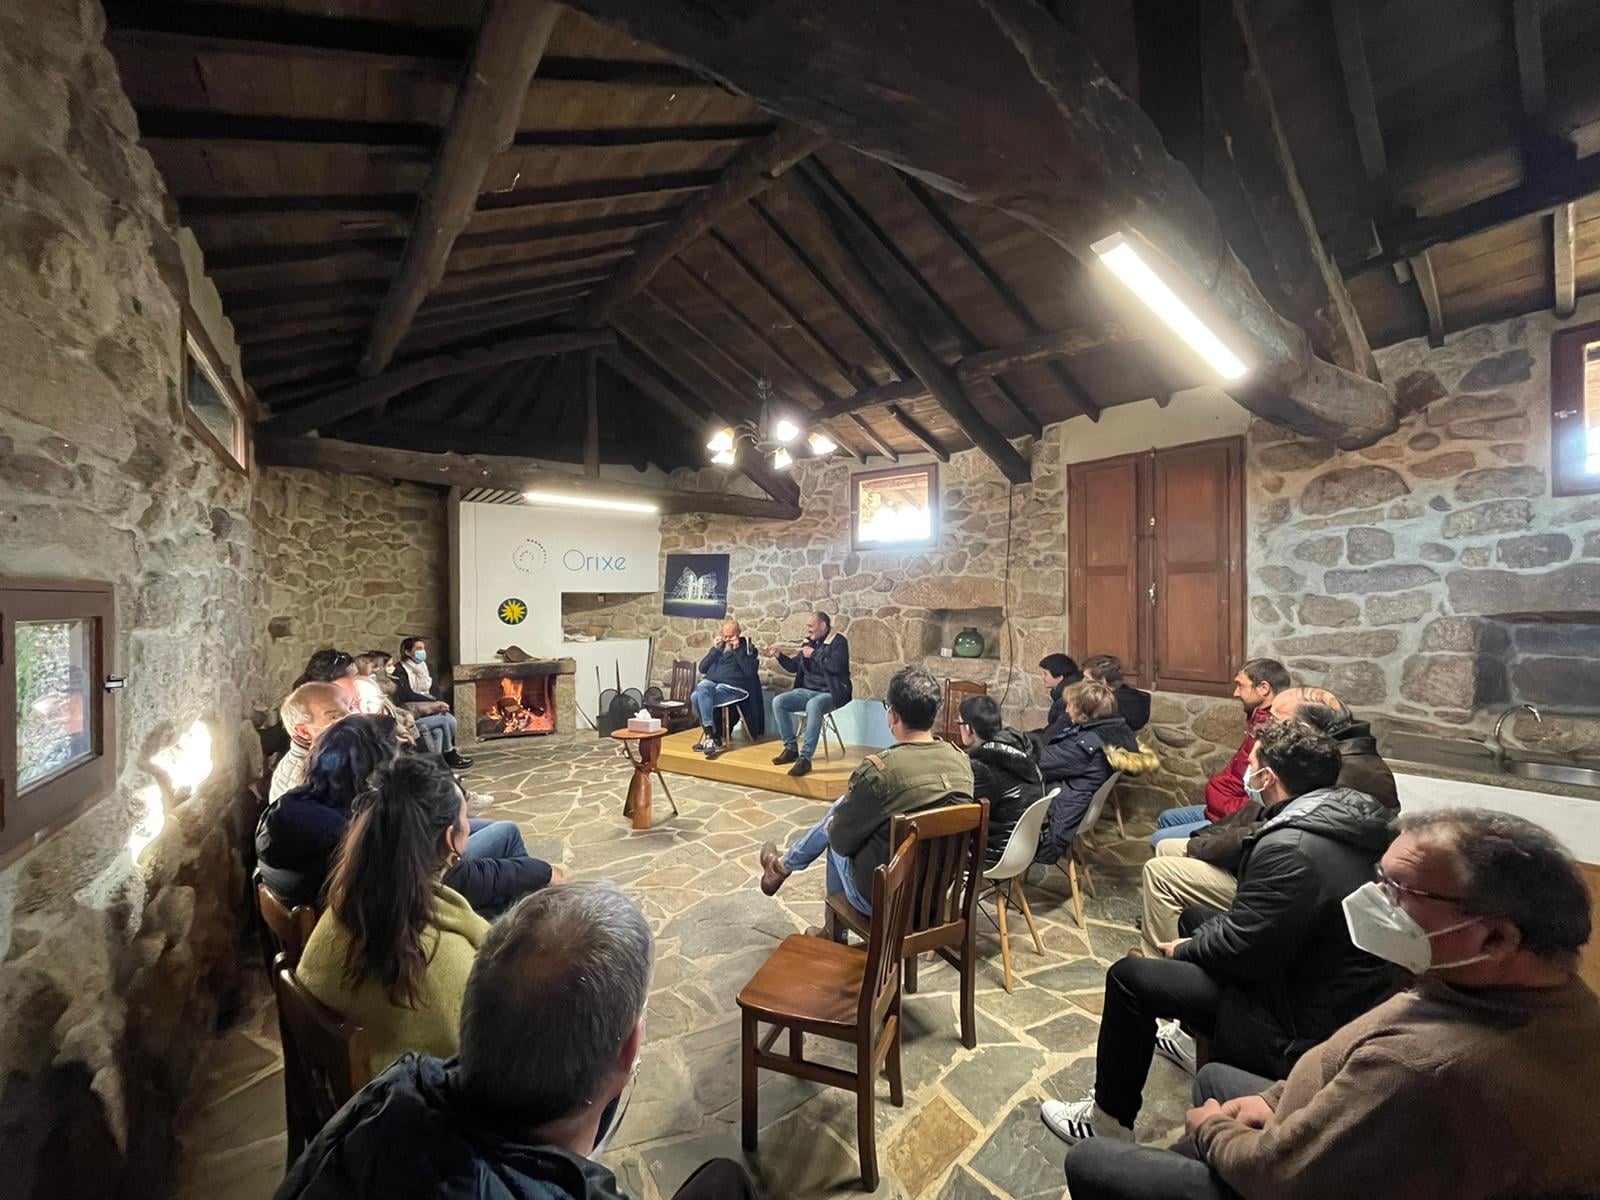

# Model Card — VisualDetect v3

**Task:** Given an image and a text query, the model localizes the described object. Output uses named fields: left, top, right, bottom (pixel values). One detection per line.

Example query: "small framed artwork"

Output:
left=852, top=463, right=940, bottom=551
left=182, top=308, right=249, bottom=472
left=663, top=553, right=730, bottom=618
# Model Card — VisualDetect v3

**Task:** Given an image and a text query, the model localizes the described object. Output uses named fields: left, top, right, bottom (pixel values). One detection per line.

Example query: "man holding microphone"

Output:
left=691, top=619, right=763, bottom=758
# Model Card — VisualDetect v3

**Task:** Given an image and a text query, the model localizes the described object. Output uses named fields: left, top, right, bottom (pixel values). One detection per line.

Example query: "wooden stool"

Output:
left=611, top=728, right=677, bottom=829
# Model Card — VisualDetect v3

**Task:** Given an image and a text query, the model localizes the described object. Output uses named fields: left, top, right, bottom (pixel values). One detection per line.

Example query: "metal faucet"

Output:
left=1486, top=703, right=1542, bottom=764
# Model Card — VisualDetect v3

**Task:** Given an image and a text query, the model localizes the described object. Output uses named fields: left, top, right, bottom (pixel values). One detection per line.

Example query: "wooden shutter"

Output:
left=1067, top=452, right=1147, bottom=683
left=1150, top=438, right=1243, bottom=691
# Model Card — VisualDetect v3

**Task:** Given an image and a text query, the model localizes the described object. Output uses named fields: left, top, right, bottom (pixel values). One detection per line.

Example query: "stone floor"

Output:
left=172, top=737, right=1192, bottom=1200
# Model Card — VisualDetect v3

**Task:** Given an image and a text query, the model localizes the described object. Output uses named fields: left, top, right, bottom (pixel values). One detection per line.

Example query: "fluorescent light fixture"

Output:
left=1092, top=232, right=1249, bottom=381
left=771, top=447, right=793, bottom=470
left=710, top=448, right=737, bottom=466
left=522, top=490, right=659, bottom=514
left=807, top=431, right=837, bottom=456
left=773, top=417, right=801, bottom=444
left=706, top=426, right=735, bottom=453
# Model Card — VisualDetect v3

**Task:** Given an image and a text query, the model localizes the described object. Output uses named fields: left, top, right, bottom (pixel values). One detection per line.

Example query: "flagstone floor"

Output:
left=173, top=737, right=1192, bottom=1200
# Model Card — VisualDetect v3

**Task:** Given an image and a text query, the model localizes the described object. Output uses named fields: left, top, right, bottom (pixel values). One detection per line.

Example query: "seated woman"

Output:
left=1034, top=680, right=1160, bottom=864
left=392, top=636, right=471, bottom=770
left=296, top=756, right=488, bottom=1077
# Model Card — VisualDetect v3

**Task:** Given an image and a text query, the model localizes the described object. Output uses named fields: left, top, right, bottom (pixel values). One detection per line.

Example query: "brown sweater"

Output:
left=1195, top=974, right=1600, bottom=1200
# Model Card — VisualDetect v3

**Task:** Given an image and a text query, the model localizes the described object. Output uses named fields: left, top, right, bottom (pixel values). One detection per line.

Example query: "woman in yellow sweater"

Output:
left=296, top=755, right=490, bottom=1077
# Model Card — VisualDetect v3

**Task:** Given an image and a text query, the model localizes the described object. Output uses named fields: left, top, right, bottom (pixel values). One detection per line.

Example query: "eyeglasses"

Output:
left=1374, top=864, right=1465, bottom=906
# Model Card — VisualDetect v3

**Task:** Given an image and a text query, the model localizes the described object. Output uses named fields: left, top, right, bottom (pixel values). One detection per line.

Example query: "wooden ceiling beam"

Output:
left=783, top=170, right=1031, bottom=482
left=558, top=0, right=1395, bottom=448
left=884, top=405, right=950, bottom=462
left=257, top=329, right=614, bottom=436
left=578, top=123, right=826, bottom=323
left=255, top=435, right=801, bottom=520
left=360, top=0, right=562, bottom=376
left=406, top=295, right=593, bottom=345
left=846, top=414, right=899, bottom=462
left=583, top=349, right=601, bottom=476
left=484, top=357, right=559, bottom=433
left=1552, top=202, right=1577, bottom=319
left=211, top=235, right=642, bottom=287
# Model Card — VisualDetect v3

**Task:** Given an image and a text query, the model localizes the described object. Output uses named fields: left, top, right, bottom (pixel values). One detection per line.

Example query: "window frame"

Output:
left=850, top=462, right=941, bottom=552
left=182, top=305, right=250, bottom=474
left=0, top=577, right=117, bottom=866
left=1550, top=319, right=1600, bottom=497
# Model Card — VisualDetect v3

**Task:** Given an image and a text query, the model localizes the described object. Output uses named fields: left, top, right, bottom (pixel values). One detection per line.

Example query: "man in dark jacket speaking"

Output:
left=766, top=610, right=852, bottom=778
left=1040, top=721, right=1396, bottom=1145
left=690, top=620, right=764, bottom=758
left=274, top=884, right=757, bottom=1200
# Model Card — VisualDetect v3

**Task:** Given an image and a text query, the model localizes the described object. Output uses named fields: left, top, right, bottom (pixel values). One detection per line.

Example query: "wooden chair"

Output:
left=737, top=830, right=920, bottom=1191
left=271, top=952, right=372, bottom=1165
left=256, top=878, right=319, bottom=971
left=1056, top=771, right=1123, bottom=929
left=940, top=679, right=987, bottom=742
left=823, top=800, right=988, bottom=1049
left=979, top=790, right=1055, bottom=992
left=655, top=659, right=698, bottom=733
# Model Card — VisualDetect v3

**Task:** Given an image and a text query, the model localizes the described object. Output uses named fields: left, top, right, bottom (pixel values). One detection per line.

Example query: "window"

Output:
left=1067, top=437, right=1244, bottom=695
left=184, top=308, right=248, bottom=472
left=0, top=579, right=117, bottom=863
left=1551, top=320, right=1600, bottom=496
left=852, top=464, right=939, bottom=551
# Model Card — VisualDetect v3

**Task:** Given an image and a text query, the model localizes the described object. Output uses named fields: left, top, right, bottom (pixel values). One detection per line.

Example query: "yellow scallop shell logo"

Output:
left=497, top=598, right=528, bottom=625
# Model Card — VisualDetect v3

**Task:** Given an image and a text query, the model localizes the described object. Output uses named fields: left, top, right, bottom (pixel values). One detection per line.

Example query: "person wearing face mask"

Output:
left=275, top=883, right=760, bottom=1200
left=1040, top=721, right=1395, bottom=1146
left=269, top=681, right=354, bottom=801
left=1066, top=808, right=1600, bottom=1200
left=394, top=635, right=473, bottom=770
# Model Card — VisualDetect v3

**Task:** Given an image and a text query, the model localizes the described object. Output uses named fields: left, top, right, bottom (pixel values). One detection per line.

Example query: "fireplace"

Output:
left=476, top=674, right=555, bottom=739
left=451, top=657, right=579, bottom=749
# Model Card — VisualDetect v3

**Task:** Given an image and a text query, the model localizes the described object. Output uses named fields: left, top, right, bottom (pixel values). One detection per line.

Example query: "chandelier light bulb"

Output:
left=710, top=448, right=737, bottom=466
left=772, top=447, right=793, bottom=470
left=706, top=426, right=736, bottom=453
left=773, top=417, right=801, bottom=444
left=807, top=431, right=837, bottom=456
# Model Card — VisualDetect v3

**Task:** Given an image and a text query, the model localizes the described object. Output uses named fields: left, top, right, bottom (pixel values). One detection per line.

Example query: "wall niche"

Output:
left=918, top=606, right=1004, bottom=661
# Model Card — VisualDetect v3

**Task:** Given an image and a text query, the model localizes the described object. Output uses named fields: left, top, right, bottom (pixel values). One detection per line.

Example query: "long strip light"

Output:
left=522, top=490, right=659, bottom=514
left=1091, top=232, right=1249, bottom=381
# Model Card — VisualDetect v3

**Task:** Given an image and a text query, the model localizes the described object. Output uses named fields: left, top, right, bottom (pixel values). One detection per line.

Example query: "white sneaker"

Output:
left=1154, top=1019, right=1197, bottom=1075
left=1040, top=1093, right=1134, bottom=1145
left=466, top=791, right=495, bottom=815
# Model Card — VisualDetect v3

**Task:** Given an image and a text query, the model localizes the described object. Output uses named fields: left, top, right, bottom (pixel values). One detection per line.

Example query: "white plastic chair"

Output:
left=980, top=790, right=1055, bottom=993
left=1059, top=770, right=1123, bottom=929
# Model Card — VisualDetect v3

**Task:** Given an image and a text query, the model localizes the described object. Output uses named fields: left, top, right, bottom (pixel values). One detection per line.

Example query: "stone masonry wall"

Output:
left=0, top=4, right=264, bottom=1198
left=251, top=469, right=449, bottom=716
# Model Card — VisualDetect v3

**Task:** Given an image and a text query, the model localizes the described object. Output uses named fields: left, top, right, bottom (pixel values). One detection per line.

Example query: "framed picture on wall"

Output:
left=663, top=553, right=730, bottom=618
left=182, top=307, right=248, bottom=472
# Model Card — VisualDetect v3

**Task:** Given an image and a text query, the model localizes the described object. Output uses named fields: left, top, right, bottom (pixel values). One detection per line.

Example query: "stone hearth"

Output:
left=452, top=658, right=581, bottom=748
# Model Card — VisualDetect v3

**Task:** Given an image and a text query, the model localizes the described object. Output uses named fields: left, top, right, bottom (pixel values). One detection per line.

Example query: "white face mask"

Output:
left=1242, top=764, right=1268, bottom=806
left=1342, top=882, right=1490, bottom=975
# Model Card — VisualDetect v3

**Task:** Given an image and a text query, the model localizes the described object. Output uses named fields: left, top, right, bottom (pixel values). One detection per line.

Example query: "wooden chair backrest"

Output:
left=272, top=953, right=372, bottom=1150
left=888, top=800, right=988, bottom=952
left=257, top=880, right=319, bottom=967
left=941, top=679, right=987, bottom=741
left=859, top=829, right=920, bottom=1030
left=669, top=659, right=696, bottom=705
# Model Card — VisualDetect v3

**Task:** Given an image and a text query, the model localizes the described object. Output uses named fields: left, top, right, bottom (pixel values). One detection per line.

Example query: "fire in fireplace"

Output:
left=475, top=675, right=556, bottom=739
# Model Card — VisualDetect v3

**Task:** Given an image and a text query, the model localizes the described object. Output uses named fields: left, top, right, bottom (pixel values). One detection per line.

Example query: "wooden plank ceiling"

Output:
left=103, top=0, right=1600, bottom=477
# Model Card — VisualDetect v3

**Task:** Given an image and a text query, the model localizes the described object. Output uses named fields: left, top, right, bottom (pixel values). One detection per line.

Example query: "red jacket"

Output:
left=1203, top=705, right=1273, bottom=822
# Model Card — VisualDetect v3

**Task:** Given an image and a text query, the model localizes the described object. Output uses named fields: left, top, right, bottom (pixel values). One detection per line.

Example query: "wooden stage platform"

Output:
left=655, top=727, right=870, bottom=801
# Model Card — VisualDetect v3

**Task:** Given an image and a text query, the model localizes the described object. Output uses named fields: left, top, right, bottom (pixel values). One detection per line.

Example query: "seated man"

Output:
left=958, top=694, right=1044, bottom=869
left=766, top=610, right=852, bottom=778
left=757, top=665, right=972, bottom=916
left=270, top=681, right=353, bottom=801
left=1081, top=654, right=1151, bottom=732
left=393, top=635, right=472, bottom=770
left=292, top=647, right=359, bottom=689
left=1041, top=721, right=1395, bottom=1144
left=1150, top=658, right=1288, bottom=846
left=1030, top=653, right=1082, bottom=738
left=691, top=619, right=763, bottom=758
left=276, top=883, right=759, bottom=1200
left=1272, top=686, right=1398, bottom=810
left=1035, top=681, right=1160, bottom=865
left=1067, top=808, right=1600, bottom=1200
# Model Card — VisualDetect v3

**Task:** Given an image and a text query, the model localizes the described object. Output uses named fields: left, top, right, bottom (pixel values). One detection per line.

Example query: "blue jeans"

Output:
left=781, top=800, right=871, bottom=914
left=1150, top=804, right=1208, bottom=846
left=773, top=688, right=835, bottom=759
left=416, top=711, right=457, bottom=753
left=444, top=817, right=554, bottom=918
left=692, top=680, right=748, bottom=730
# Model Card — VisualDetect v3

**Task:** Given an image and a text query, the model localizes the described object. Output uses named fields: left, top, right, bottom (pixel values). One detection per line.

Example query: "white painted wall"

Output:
left=1058, top=385, right=1251, bottom=464
left=1395, top=773, right=1600, bottom=862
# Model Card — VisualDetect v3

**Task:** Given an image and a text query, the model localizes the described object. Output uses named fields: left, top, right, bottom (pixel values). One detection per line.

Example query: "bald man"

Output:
left=692, top=619, right=763, bottom=758
left=1269, top=687, right=1398, bottom=810
left=271, top=682, right=353, bottom=800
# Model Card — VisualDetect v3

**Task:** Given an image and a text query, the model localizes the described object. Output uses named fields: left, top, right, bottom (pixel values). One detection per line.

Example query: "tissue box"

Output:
left=628, top=715, right=662, bottom=733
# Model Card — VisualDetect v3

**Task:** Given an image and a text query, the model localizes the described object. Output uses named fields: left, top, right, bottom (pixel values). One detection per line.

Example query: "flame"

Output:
left=479, top=675, right=554, bottom=736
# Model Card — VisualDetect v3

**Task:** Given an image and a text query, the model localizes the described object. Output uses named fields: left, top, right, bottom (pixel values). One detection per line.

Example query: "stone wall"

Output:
left=252, top=469, right=449, bottom=715
left=1249, top=299, right=1600, bottom=751
left=0, top=4, right=264, bottom=1197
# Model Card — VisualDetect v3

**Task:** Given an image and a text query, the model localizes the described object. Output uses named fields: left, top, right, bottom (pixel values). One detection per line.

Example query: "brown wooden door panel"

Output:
left=1067, top=455, right=1146, bottom=681
left=1152, top=440, right=1243, bottom=692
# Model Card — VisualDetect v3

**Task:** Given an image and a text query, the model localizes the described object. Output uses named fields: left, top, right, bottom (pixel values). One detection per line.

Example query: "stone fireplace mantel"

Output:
left=451, top=657, right=581, bottom=747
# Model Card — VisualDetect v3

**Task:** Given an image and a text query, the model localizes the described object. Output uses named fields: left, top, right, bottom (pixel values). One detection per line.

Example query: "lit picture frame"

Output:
left=851, top=463, right=940, bottom=551
left=182, top=308, right=248, bottom=473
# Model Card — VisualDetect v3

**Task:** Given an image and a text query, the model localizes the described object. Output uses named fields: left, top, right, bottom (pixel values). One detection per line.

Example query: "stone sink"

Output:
left=1384, top=732, right=1600, bottom=793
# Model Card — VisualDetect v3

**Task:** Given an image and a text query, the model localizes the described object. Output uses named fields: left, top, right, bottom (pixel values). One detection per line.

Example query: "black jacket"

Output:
left=275, top=1055, right=628, bottom=1200
left=777, top=633, right=852, bottom=709
left=1173, top=786, right=1397, bottom=1078
left=968, top=729, right=1045, bottom=869
left=1112, top=684, right=1151, bottom=733
left=1034, top=717, right=1160, bottom=863
left=256, top=790, right=349, bottom=907
left=696, top=639, right=765, bottom=737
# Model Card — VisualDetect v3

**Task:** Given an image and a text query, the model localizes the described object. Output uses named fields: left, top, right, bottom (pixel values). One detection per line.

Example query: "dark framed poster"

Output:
left=663, top=553, right=730, bottom=618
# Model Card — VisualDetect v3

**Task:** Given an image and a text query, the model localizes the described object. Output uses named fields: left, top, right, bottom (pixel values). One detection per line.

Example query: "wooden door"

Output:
left=1151, top=439, right=1244, bottom=689
left=1067, top=453, right=1147, bottom=683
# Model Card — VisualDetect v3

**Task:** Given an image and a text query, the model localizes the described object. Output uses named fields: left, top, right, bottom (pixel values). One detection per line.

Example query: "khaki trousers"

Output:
left=1141, top=842, right=1239, bottom=956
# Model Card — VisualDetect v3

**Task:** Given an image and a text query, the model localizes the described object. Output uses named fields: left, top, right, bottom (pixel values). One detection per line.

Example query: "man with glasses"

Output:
left=1038, top=721, right=1396, bottom=1144
left=1066, top=808, right=1600, bottom=1200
